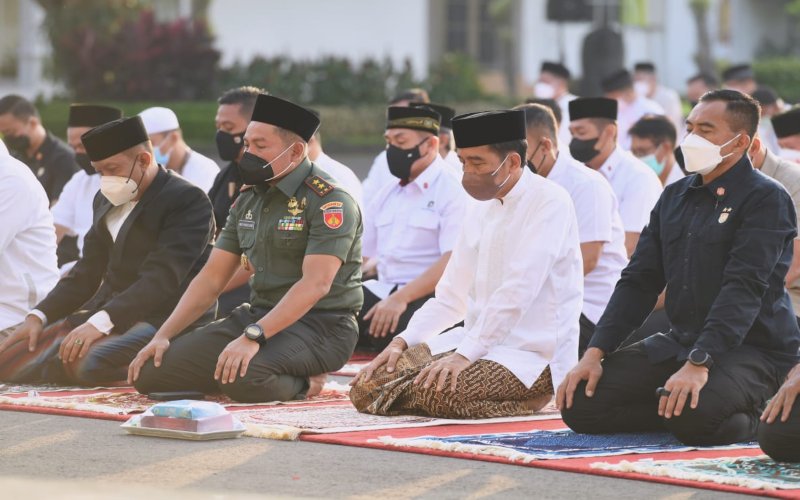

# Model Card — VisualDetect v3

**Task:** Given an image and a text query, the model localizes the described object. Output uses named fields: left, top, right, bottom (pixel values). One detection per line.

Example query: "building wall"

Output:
left=209, top=0, right=430, bottom=78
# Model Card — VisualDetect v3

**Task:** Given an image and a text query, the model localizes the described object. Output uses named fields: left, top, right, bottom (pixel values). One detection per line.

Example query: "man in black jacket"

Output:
left=0, top=116, right=215, bottom=385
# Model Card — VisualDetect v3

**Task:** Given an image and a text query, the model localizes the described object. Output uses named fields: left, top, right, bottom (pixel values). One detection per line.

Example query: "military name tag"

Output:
left=278, top=216, right=305, bottom=231
left=238, top=220, right=256, bottom=230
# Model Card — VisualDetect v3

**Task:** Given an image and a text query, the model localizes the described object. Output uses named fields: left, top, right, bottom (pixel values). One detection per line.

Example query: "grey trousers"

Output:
left=134, top=304, right=358, bottom=403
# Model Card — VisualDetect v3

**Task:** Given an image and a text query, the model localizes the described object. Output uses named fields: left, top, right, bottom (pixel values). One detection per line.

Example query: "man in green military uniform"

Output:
left=128, top=94, right=363, bottom=403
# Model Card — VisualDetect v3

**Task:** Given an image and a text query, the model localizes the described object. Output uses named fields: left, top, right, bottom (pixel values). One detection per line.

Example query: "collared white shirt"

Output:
left=557, top=92, right=578, bottom=147
left=0, top=149, right=59, bottom=331
left=597, top=146, right=663, bottom=234
left=618, top=96, right=665, bottom=150
left=51, top=169, right=101, bottom=257
left=315, top=152, right=364, bottom=208
left=362, top=150, right=393, bottom=209
left=548, top=153, right=628, bottom=324
left=179, top=150, right=219, bottom=193
left=399, top=169, right=583, bottom=389
left=363, top=156, right=466, bottom=287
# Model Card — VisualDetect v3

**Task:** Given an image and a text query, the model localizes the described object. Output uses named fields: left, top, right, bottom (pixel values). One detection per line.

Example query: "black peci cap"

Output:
left=386, top=105, right=441, bottom=134
left=540, top=61, right=570, bottom=80
left=722, top=64, right=755, bottom=82
left=250, top=94, right=320, bottom=142
left=569, top=97, right=618, bottom=121
left=411, top=102, right=455, bottom=130
left=601, top=69, right=634, bottom=93
left=772, top=107, right=800, bottom=139
left=81, top=116, right=149, bottom=161
left=452, top=109, right=526, bottom=149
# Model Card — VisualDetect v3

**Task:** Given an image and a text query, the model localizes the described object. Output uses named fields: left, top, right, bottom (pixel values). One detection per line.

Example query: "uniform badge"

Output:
left=287, top=196, right=306, bottom=216
left=241, top=254, right=251, bottom=271
left=278, top=216, right=305, bottom=231
left=321, top=201, right=344, bottom=229
left=305, top=175, right=334, bottom=197
left=718, top=207, right=732, bottom=223
left=238, top=209, right=256, bottom=230
left=716, top=187, right=726, bottom=197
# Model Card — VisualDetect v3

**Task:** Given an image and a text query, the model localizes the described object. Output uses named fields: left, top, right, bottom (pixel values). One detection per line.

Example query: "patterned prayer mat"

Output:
left=0, top=382, right=352, bottom=416
left=238, top=402, right=561, bottom=440
left=591, top=455, right=800, bottom=491
left=376, top=429, right=757, bottom=461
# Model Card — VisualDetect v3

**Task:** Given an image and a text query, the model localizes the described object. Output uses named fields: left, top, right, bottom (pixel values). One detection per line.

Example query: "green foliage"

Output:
left=36, top=0, right=219, bottom=100
left=753, top=57, right=800, bottom=103
left=428, top=53, right=486, bottom=103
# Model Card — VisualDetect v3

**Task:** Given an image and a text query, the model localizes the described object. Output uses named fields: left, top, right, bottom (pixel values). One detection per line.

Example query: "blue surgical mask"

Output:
left=154, top=144, right=171, bottom=166
left=640, top=153, right=665, bottom=176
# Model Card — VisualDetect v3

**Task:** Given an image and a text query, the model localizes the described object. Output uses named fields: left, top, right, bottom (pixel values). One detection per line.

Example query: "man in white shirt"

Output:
left=52, top=104, right=122, bottom=271
left=139, top=107, right=219, bottom=193
left=0, top=141, right=59, bottom=340
left=517, top=103, right=627, bottom=356
left=351, top=109, right=583, bottom=419
left=722, top=64, right=757, bottom=96
left=601, top=69, right=664, bottom=150
left=568, top=97, right=663, bottom=257
left=362, top=89, right=430, bottom=208
left=629, top=115, right=685, bottom=187
left=752, top=87, right=784, bottom=156
left=0, top=117, right=214, bottom=385
left=358, top=105, right=466, bottom=350
left=307, top=116, right=363, bottom=208
left=532, top=61, right=577, bottom=148
left=633, top=62, right=684, bottom=134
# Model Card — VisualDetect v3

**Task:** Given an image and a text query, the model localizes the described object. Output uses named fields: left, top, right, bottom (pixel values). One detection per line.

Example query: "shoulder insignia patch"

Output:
left=305, top=175, right=334, bottom=197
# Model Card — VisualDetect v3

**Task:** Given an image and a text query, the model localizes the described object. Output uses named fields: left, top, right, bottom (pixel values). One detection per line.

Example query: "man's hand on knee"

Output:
left=556, top=347, right=604, bottom=410
left=350, top=337, right=407, bottom=386
left=0, top=315, right=44, bottom=354
left=128, top=337, right=170, bottom=384
left=658, top=362, right=708, bottom=419
left=59, top=322, right=104, bottom=364
left=413, top=353, right=471, bottom=393
left=762, top=362, right=800, bottom=424
left=214, top=335, right=260, bottom=385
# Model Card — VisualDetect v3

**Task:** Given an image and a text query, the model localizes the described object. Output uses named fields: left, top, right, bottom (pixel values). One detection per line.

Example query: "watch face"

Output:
left=690, top=349, right=707, bottom=365
left=244, top=325, right=261, bottom=339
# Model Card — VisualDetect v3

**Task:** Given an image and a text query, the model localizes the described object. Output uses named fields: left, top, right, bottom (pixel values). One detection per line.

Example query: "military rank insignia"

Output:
left=278, top=216, right=305, bottom=231
left=321, top=201, right=344, bottom=229
left=305, top=175, right=334, bottom=197
left=718, top=207, right=732, bottom=223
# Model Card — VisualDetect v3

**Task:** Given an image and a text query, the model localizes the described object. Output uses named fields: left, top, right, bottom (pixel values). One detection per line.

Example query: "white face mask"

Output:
left=679, top=132, right=741, bottom=176
left=100, top=157, right=141, bottom=206
left=533, top=82, right=556, bottom=99
left=634, top=81, right=650, bottom=98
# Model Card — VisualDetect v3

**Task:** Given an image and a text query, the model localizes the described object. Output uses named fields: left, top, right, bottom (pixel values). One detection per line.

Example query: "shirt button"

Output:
left=263, top=208, right=269, bottom=213
left=258, top=267, right=264, bottom=272
left=687, top=232, right=692, bottom=237
left=682, top=285, right=688, bottom=290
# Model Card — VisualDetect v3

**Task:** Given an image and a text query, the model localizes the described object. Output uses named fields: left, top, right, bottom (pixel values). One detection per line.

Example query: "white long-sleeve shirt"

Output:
left=597, top=146, right=663, bottom=234
left=0, top=143, right=59, bottom=331
left=51, top=169, right=101, bottom=257
left=398, top=169, right=583, bottom=389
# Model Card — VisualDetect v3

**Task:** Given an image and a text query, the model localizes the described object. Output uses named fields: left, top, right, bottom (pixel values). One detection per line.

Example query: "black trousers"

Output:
left=621, top=308, right=672, bottom=348
left=561, top=341, right=781, bottom=446
left=758, top=400, right=800, bottom=462
left=134, top=304, right=358, bottom=403
left=217, top=283, right=251, bottom=318
left=356, top=285, right=433, bottom=351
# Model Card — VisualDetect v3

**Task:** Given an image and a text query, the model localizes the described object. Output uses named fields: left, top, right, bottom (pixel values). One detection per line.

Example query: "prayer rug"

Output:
left=239, top=401, right=561, bottom=440
left=591, top=455, right=800, bottom=491
left=375, top=429, right=757, bottom=461
left=0, top=382, right=352, bottom=421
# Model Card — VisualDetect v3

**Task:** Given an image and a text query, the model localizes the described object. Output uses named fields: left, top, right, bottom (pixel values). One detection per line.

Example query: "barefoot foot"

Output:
left=306, top=373, right=328, bottom=399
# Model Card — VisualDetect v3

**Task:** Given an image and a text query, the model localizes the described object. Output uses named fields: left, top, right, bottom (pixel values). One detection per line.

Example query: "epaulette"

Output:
left=304, top=175, right=334, bottom=197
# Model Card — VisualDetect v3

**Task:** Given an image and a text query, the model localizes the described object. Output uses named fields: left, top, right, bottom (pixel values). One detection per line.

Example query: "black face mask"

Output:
left=75, top=153, right=95, bottom=175
left=216, top=130, right=245, bottom=162
left=3, top=134, right=30, bottom=154
left=526, top=141, right=543, bottom=174
left=569, top=137, right=601, bottom=163
left=237, top=146, right=294, bottom=185
left=387, top=138, right=427, bottom=183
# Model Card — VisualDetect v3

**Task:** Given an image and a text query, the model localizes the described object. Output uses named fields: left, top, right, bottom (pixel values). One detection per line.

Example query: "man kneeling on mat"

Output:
left=350, top=109, right=583, bottom=418
left=557, top=90, right=800, bottom=446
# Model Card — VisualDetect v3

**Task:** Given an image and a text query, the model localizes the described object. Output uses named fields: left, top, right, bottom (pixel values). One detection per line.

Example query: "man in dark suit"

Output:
left=0, top=116, right=215, bottom=385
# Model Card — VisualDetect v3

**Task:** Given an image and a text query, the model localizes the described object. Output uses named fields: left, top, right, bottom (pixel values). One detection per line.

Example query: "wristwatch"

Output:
left=243, top=323, right=266, bottom=345
left=688, top=348, right=714, bottom=369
